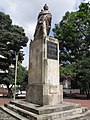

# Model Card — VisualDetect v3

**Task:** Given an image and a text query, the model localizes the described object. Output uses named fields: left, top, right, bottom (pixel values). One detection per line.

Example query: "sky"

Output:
left=0, top=0, right=89, bottom=68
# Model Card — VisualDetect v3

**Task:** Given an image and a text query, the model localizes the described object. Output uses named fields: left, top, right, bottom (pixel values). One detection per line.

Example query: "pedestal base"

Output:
left=1, top=100, right=89, bottom=120
left=26, top=84, right=63, bottom=105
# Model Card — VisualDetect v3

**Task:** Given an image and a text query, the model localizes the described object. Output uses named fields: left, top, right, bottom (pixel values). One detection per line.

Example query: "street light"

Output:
left=13, top=53, right=18, bottom=100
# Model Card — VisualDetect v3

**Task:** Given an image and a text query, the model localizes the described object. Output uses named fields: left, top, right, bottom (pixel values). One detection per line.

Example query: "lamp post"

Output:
left=13, top=53, right=18, bottom=100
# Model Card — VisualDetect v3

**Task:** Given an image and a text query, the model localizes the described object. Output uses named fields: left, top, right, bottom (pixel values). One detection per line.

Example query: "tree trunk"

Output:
left=86, top=90, right=89, bottom=99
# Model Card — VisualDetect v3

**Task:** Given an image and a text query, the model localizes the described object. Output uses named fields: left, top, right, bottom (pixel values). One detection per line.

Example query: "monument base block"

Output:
left=0, top=100, right=90, bottom=120
left=26, top=36, right=63, bottom=106
left=26, top=84, right=63, bottom=106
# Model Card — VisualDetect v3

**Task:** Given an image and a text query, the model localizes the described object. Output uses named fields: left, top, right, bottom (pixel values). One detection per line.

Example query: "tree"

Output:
left=0, top=12, right=28, bottom=95
left=53, top=2, right=90, bottom=65
left=0, top=12, right=28, bottom=70
left=60, top=64, right=78, bottom=89
left=75, top=58, right=90, bottom=98
left=17, top=65, right=28, bottom=90
left=53, top=2, right=90, bottom=97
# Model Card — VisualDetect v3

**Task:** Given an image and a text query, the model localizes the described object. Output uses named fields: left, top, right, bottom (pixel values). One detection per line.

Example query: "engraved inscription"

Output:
left=47, top=41, right=58, bottom=60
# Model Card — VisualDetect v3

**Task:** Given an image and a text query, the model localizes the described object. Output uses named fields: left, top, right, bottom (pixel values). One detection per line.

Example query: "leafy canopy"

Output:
left=53, top=2, right=90, bottom=92
left=0, top=11, right=28, bottom=90
left=53, top=2, right=90, bottom=65
left=0, top=12, right=28, bottom=71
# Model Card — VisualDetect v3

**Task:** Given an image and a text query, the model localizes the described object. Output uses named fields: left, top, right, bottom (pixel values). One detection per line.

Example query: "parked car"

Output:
left=15, top=91, right=26, bottom=99
left=0, top=88, right=8, bottom=97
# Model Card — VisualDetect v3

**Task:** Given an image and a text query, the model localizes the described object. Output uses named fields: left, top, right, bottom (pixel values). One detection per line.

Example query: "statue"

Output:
left=34, top=4, right=52, bottom=39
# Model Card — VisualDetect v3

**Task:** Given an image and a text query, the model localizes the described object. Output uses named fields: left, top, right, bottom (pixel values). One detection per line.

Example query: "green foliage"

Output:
left=53, top=2, right=90, bottom=64
left=17, top=65, right=28, bottom=85
left=53, top=2, right=90, bottom=93
left=75, top=58, right=90, bottom=91
left=60, top=64, right=75, bottom=80
left=60, top=64, right=77, bottom=88
left=8, top=65, right=28, bottom=90
left=0, top=11, right=28, bottom=92
left=8, top=25, right=28, bottom=52
left=0, top=11, right=28, bottom=71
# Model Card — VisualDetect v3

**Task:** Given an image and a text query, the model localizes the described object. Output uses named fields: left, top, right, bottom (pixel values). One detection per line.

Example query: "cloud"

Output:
left=74, top=0, right=90, bottom=9
left=84, top=0, right=90, bottom=2
left=0, top=0, right=85, bottom=67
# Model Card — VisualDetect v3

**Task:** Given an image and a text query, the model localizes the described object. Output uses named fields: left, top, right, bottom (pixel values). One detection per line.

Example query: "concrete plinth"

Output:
left=26, top=84, right=63, bottom=105
left=26, top=36, right=63, bottom=105
left=0, top=100, right=89, bottom=120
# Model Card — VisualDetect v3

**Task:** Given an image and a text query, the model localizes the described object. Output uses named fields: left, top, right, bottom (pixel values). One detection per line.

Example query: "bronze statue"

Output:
left=34, top=4, right=52, bottom=39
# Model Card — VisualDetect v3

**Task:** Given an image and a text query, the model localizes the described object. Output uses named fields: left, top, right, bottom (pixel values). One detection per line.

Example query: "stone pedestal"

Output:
left=26, top=36, right=63, bottom=105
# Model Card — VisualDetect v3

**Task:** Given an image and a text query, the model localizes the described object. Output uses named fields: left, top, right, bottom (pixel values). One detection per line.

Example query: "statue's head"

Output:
left=43, top=4, right=49, bottom=10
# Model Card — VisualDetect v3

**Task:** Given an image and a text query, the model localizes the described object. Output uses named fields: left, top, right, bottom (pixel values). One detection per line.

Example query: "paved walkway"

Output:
left=0, top=98, right=11, bottom=105
left=64, top=99, right=90, bottom=108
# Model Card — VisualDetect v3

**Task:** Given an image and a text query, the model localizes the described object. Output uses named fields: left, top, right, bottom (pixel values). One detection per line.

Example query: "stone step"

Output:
left=4, top=103, right=39, bottom=119
left=65, top=110, right=90, bottom=120
left=4, top=102, right=88, bottom=120
left=0, top=106, right=29, bottom=120
left=38, top=107, right=88, bottom=120
left=10, top=100, right=40, bottom=115
left=10, top=100, right=81, bottom=115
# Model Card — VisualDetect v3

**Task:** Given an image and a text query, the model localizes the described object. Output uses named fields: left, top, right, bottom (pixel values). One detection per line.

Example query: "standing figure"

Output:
left=34, top=4, right=52, bottom=39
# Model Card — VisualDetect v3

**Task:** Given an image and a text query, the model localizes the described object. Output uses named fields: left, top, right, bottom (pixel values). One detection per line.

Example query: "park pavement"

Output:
left=0, top=98, right=11, bottom=105
left=64, top=99, right=90, bottom=108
